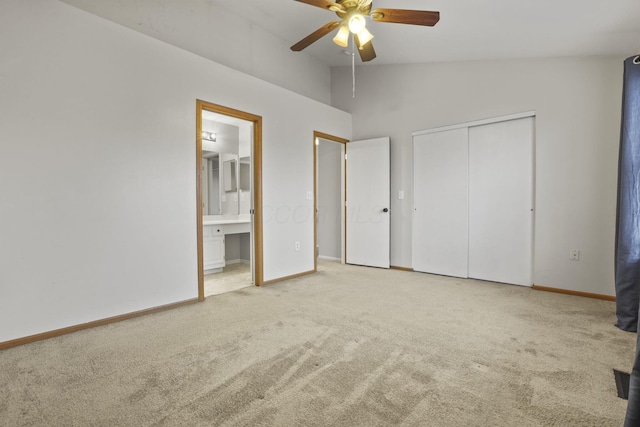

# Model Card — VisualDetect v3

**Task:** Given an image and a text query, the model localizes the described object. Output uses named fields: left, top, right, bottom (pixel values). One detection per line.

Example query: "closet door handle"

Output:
left=382, top=208, right=389, bottom=213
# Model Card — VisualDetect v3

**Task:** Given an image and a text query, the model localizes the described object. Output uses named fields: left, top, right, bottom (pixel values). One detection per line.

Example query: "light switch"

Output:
left=570, top=249, right=580, bottom=261
left=306, top=191, right=313, bottom=200
left=398, top=190, right=405, bottom=200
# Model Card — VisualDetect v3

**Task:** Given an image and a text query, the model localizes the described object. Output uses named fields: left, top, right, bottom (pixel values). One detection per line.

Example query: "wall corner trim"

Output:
left=532, top=285, right=615, bottom=302
left=390, top=265, right=414, bottom=272
left=261, top=270, right=316, bottom=286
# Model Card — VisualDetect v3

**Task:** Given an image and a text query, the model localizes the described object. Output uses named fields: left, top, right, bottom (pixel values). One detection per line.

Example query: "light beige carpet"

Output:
left=0, top=260, right=635, bottom=426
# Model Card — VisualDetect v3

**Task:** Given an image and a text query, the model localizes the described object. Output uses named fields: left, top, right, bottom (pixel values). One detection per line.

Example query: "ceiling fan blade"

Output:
left=294, top=0, right=344, bottom=12
left=371, top=9, right=440, bottom=26
left=355, top=35, right=376, bottom=62
left=290, top=21, right=341, bottom=51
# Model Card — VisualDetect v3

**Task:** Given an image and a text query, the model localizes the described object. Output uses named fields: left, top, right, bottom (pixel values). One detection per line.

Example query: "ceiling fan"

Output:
left=290, top=0, right=440, bottom=62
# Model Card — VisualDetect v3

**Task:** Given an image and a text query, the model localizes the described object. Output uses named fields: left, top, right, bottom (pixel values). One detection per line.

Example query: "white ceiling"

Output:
left=62, top=0, right=640, bottom=67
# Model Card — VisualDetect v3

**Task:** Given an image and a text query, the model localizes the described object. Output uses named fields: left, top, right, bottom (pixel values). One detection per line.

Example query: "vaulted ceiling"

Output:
left=62, top=0, right=640, bottom=67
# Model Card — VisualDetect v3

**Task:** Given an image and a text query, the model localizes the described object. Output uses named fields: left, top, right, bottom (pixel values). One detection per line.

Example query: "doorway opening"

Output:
left=314, top=131, right=349, bottom=272
left=196, top=100, right=263, bottom=301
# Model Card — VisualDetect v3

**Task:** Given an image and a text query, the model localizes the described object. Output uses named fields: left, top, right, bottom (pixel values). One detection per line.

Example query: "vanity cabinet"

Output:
left=203, top=225, right=225, bottom=272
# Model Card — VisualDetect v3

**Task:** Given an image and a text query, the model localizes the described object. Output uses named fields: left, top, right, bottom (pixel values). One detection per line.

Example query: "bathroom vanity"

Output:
left=203, top=215, right=251, bottom=274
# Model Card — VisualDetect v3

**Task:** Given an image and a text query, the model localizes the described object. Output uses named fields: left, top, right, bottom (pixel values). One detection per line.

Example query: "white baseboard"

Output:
left=226, top=259, right=250, bottom=265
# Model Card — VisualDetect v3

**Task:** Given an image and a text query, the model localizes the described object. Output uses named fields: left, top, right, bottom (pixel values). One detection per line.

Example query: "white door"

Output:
left=346, top=137, right=390, bottom=268
left=413, top=128, right=469, bottom=277
left=468, top=117, right=534, bottom=286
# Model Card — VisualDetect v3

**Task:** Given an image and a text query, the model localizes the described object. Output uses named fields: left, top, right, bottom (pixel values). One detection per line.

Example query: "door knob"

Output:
left=383, top=208, right=389, bottom=213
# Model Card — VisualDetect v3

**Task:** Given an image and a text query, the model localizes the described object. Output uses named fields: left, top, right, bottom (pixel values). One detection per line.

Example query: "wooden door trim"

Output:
left=313, top=131, right=349, bottom=272
left=197, top=100, right=264, bottom=301
left=0, top=298, right=198, bottom=350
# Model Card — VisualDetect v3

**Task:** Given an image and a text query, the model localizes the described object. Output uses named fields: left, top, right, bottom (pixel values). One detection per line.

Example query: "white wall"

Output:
left=332, top=57, right=622, bottom=296
left=317, top=140, right=343, bottom=260
left=0, top=0, right=351, bottom=343
left=224, top=235, right=240, bottom=264
left=60, top=0, right=332, bottom=104
left=240, top=233, right=251, bottom=262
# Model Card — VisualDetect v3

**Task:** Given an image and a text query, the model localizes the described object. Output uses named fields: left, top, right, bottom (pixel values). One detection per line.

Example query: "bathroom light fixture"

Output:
left=202, top=131, right=216, bottom=141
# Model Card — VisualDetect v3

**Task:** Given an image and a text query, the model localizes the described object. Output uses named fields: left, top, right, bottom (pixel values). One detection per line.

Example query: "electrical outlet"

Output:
left=569, top=249, right=580, bottom=261
left=295, top=241, right=301, bottom=251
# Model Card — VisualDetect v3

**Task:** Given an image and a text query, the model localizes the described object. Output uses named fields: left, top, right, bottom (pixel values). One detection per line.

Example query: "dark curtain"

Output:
left=619, top=55, right=640, bottom=427
left=616, top=55, right=640, bottom=332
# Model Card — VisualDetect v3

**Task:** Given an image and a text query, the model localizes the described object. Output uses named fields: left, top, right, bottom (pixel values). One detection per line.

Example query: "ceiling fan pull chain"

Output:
left=352, top=35, right=356, bottom=98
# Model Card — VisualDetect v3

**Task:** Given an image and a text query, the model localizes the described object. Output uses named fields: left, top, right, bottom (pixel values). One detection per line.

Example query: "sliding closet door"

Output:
left=468, top=117, right=534, bottom=286
left=413, top=128, right=469, bottom=277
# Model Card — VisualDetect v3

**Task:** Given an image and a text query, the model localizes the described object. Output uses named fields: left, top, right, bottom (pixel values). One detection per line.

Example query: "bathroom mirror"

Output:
left=239, top=158, right=250, bottom=191
left=223, top=159, right=237, bottom=192
left=202, top=152, right=221, bottom=215
left=202, top=111, right=252, bottom=217
left=202, top=151, right=242, bottom=215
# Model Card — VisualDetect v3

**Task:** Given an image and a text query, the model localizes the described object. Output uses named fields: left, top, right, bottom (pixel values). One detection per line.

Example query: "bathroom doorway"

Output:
left=314, top=131, right=348, bottom=272
left=196, top=100, right=263, bottom=300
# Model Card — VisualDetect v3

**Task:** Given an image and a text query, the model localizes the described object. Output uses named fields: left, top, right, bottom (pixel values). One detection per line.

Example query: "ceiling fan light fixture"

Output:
left=290, top=1, right=440, bottom=63
left=348, top=13, right=366, bottom=34
left=356, top=27, right=374, bottom=48
left=333, top=25, right=350, bottom=47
